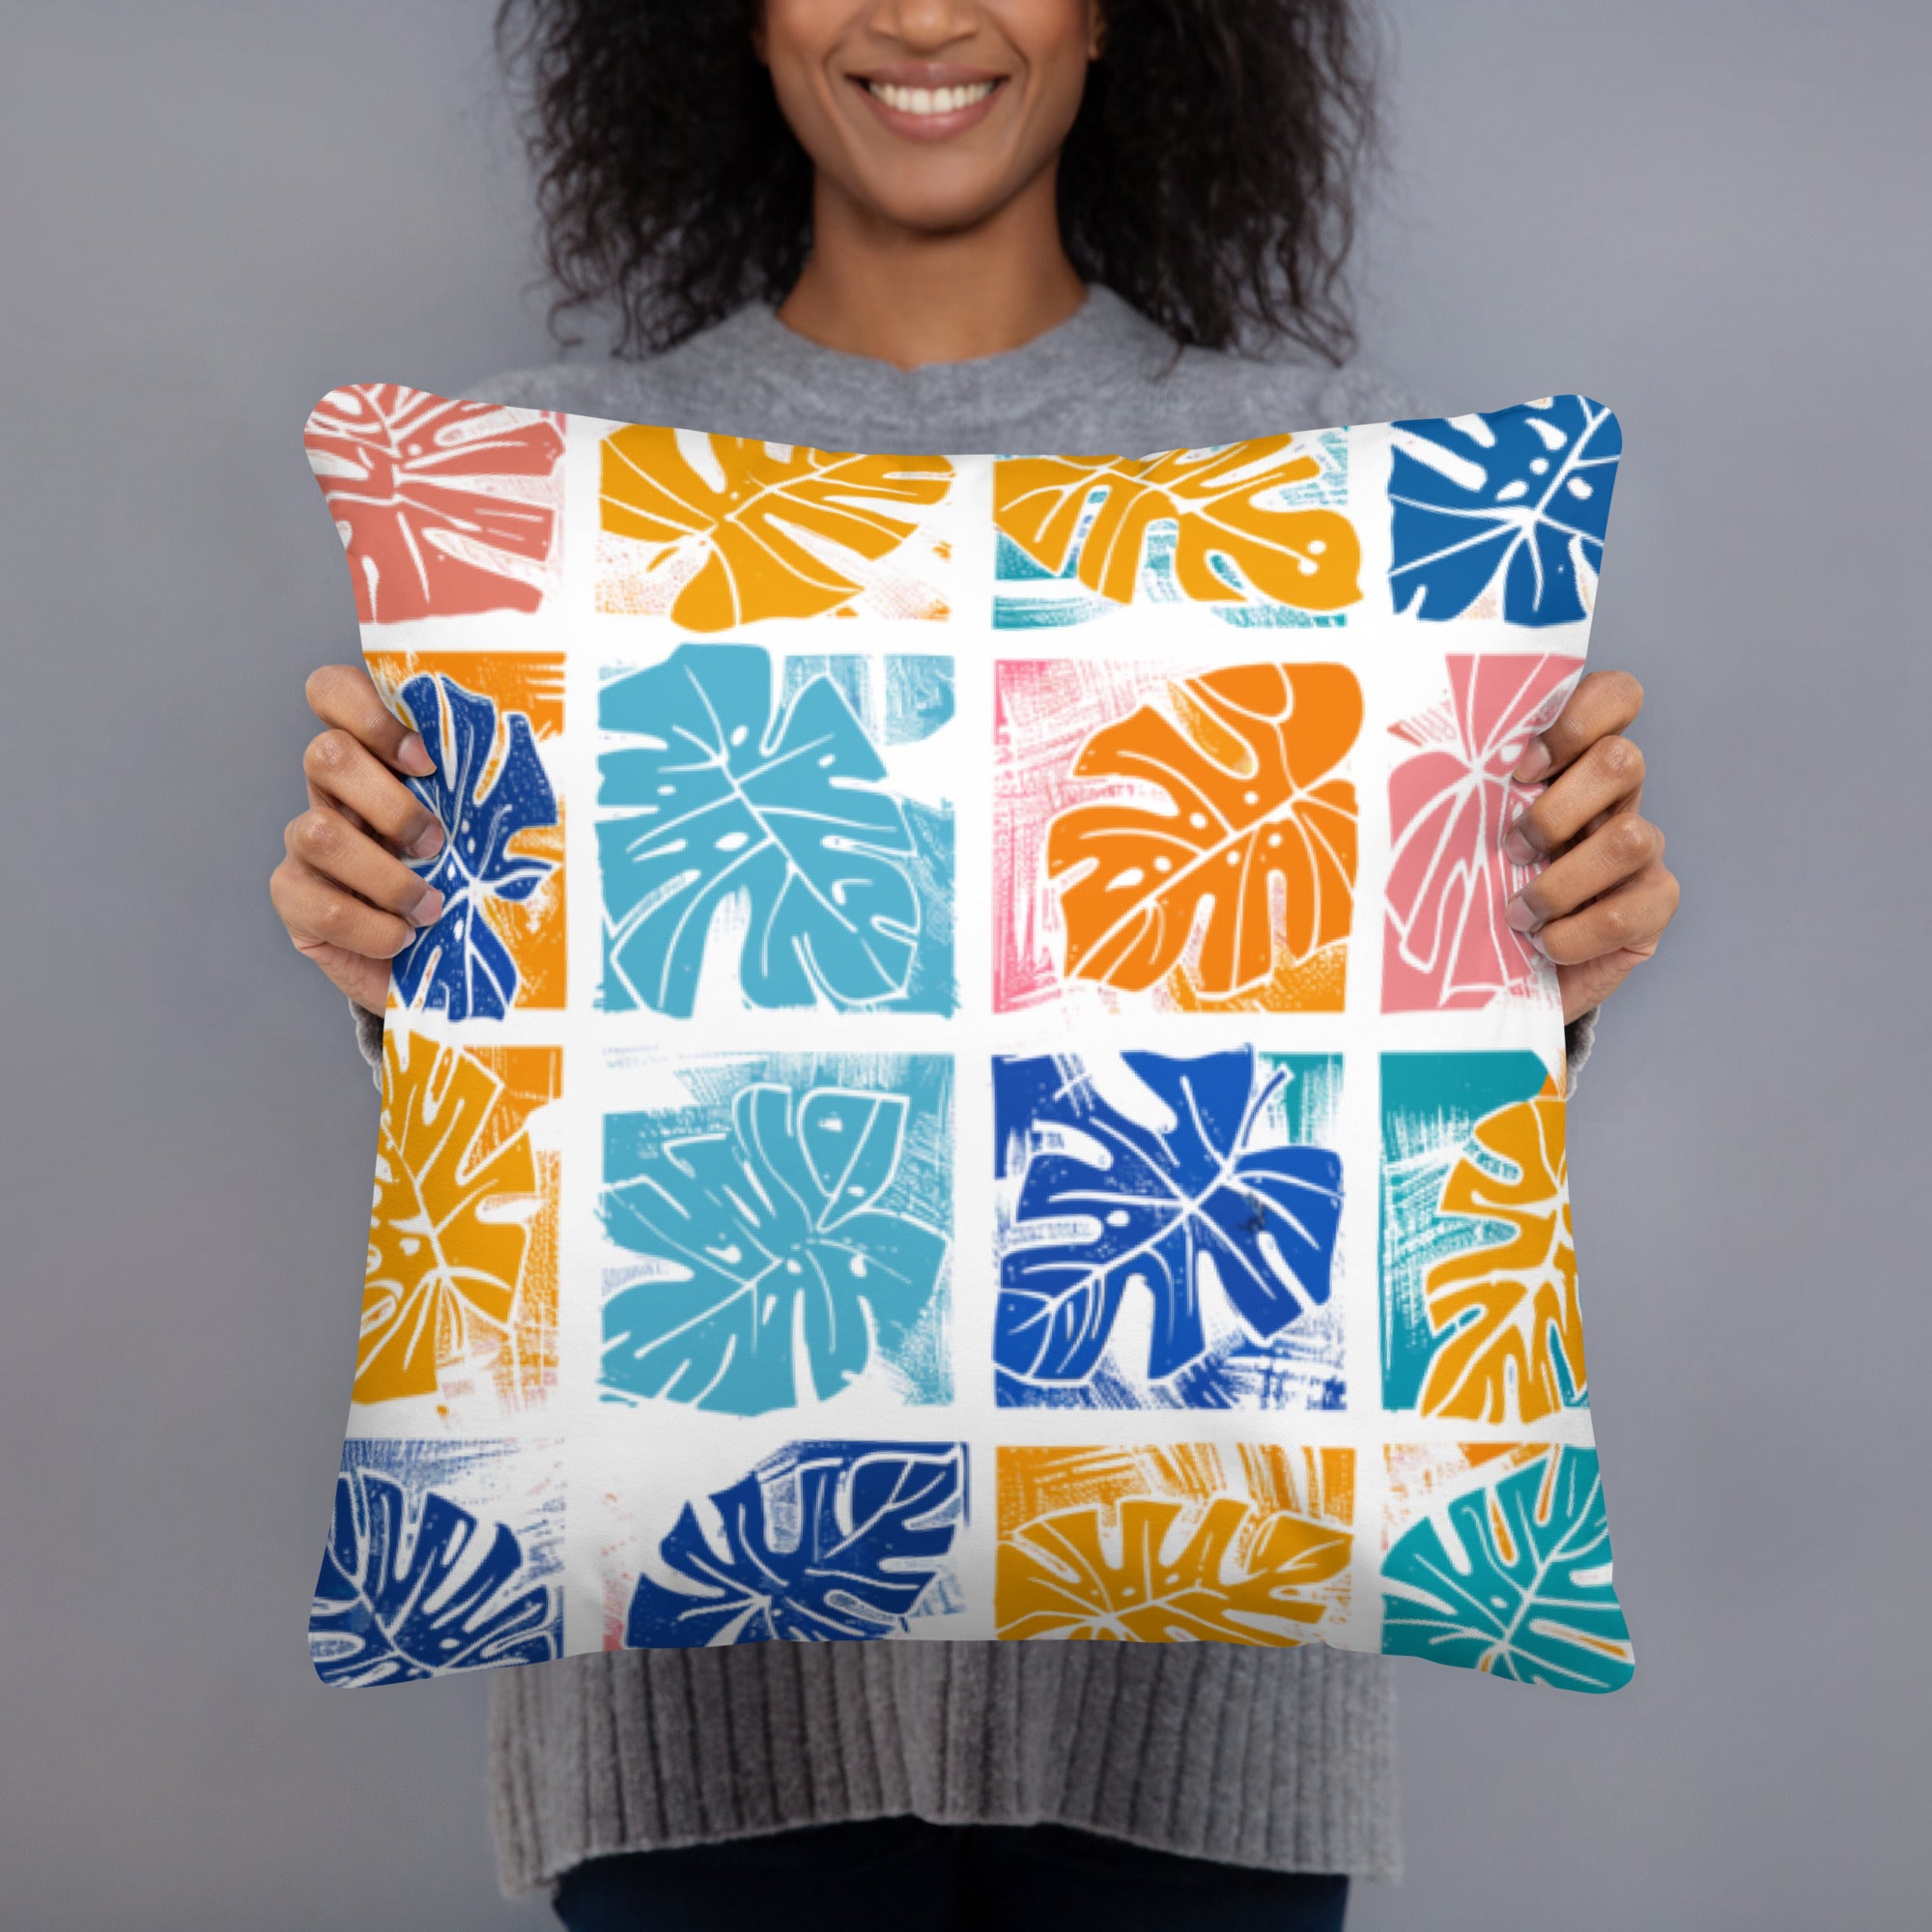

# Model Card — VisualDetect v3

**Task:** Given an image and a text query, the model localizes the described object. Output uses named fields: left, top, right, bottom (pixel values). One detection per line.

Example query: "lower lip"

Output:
left=852, top=79, right=1006, bottom=142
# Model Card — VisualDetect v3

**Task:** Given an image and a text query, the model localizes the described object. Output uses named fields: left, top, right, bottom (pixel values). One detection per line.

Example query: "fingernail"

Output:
left=408, top=886, right=443, bottom=927
left=408, top=822, right=444, bottom=860
left=1513, top=739, right=1551, bottom=783
left=1503, top=821, right=1538, bottom=866
left=1529, top=929, right=1554, bottom=958
left=1505, top=893, right=1541, bottom=933
left=399, top=732, right=435, bottom=777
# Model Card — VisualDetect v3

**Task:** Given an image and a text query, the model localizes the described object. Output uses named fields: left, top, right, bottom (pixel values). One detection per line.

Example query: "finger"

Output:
left=303, top=728, right=444, bottom=858
left=1531, top=862, right=1680, bottom=968
left=286, top=934, right=396, bottom=1014
left=305, top=663, right=436, bottom=777
left=1506, top=811, right=1662, bottom=931
left=270, top=854, right=423, bottom=960
left=285, top=808, right=444, bottom=924
left=1503, top=732, right=1645, bottom=863
left=1513, top=669, right=1643, bottom=783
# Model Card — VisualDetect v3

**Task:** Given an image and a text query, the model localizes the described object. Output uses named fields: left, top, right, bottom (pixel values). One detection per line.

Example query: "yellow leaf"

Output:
left=358, top=1033, right=560, bottom=1406
left=600, top=426, right=952, bottom=629
left=994, top=439, right=1361, bottom=611
left=1421, top=1081, right=1586, bottom=1424
left=997, top=1494, right=1351, bottom=1643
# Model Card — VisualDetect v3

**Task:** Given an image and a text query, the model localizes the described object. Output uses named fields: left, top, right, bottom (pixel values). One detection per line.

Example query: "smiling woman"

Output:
left=270, top=3, right=1679, bottom=1927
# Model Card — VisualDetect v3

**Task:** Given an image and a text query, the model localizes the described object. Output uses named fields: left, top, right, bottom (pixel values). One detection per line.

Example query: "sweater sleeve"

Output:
left=351, top=999, right=384, bottom=1087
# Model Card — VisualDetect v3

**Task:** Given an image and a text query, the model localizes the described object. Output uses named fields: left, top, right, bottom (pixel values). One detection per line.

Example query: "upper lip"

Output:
left=848, top=63, right=1009, bottom=89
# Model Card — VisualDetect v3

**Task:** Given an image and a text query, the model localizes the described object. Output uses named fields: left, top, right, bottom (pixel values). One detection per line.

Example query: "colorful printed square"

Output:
left=616, top=1440, right=967, bottom=1648
left=599, top=645, right=953, bottom=1016
left=1380, top=1053, right=1585, bottom=1422
left=366, top=653, right=565, bottom=1018
left=992, top=433, right=1359, bottom=629
left=1383, top=655, right=1579, bottom=1012
left=996, top=1443, right=1353, bottom=1643
left=598, top=427, right=954, bottom=625
left=601, top=1050, right=952, bottom=1414
left=305, top=386, right=565, bottom=623
left=359, top=1028, right=564, bottom=1422
left=310, top=1437, right=563, bottom=1687
left=358, top=1031, right=561, bottom=1417
left=994, top=1048, right=1345, bottom=1408
left=994, top=659, right=1360, bottom=1015
left=1380, top=1443, right=1633, bottom=1691
left=1389, top=397, right=1620, bottom=626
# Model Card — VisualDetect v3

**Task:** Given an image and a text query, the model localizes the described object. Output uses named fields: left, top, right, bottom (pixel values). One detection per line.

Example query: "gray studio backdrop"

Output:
left=3, top=4, right=1926, bottom=1928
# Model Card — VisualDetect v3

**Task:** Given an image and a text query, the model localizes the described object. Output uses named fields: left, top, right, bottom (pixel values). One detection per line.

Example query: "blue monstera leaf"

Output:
left=598, top=644, right=921, bottom=1015
left=604, top=1083, right=948, bottom=1414
left=309, top=1466, right=558, bottom=1686
left=996, top=1050, right=1343, bottom=1387
left=626, top=1442, right=963, bottom=1647
left=392, top=672, right=557, bottom=1020
left=1381, top=1446, right=1634, bottom=1691
left=1389, top=396, right=1621, bottom=626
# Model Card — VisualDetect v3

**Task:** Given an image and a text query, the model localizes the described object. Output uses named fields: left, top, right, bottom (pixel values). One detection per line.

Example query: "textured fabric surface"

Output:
left=338, top=289, right=1603, bottom=1893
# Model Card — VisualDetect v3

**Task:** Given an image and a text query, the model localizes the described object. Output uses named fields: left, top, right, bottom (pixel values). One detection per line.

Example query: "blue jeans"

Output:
left=553, top=1817, right=1349, bottom=1929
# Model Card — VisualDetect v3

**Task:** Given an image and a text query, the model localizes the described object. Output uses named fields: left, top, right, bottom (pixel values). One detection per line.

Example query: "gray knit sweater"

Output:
left=349, top=289, right=1599, bottom=1895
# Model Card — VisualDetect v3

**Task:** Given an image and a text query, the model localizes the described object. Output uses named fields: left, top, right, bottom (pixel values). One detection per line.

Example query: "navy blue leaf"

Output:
left=309, top=1466, right=558, bottom=1686
left=1389, top=397, right=1621, bottom=626
left=392, top=672, right=557, bottom=1020
left=625, top=1442, right=963, bottom=1647
left=995, top=1050, right=1343, bottom=1386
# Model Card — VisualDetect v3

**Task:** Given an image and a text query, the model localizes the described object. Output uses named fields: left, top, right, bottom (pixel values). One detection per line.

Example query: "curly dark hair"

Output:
left=496, top=0, right=1379, bottom=363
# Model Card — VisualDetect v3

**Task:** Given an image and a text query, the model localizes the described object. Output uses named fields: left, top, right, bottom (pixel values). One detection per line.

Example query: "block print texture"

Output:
left=305, top=393, right=1627, bottom=1688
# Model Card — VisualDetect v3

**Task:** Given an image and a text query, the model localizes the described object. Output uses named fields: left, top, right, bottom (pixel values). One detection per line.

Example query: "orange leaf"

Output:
left=600, top=426, right=952, bottom=629
left=994, top=440, right=1361, bottom=610
left=1047, top=663, right=1361, bottom=997
left=997, top=1495, right=1350, bottom=1644
left=1421, top=1081, right=1586, bottom=1424
left=358, top=1034, right=559, bottom=1406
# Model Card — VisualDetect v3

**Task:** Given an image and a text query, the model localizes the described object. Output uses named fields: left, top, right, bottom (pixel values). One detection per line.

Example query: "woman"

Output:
left=271, top=4, right=1679, bottom=1925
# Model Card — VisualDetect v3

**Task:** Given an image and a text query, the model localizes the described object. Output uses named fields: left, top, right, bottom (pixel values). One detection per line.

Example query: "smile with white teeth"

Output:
left=865, top=79, right=1000, bottom=117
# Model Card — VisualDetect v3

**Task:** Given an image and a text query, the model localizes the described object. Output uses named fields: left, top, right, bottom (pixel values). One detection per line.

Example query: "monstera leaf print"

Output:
left=600, top=426, right=952, bottom=629
left=599, top=645, right=924, bottom=1016
left=994, top=440, right=1361, bottom=611
left=1389, top=397, right=1620, bottom=626
left=359, top=1034, right=557, bottom=1406
left=604, top=1083, right=948, bottom=1415
left=1385, top=656, right=1578, bottom=1010
left=997, top=1049, right=1343, bottom=1387
left=998, top=1492, right=1350, bottom=1643
left=624, top=1443, right=963, bottom=1646
left=304, top=386, right=564, bottom=623
left=310, top=1466, right=558, bottom=1686
left=1381, top=1447, right=1633, bottom=1690
left=392, top=673, right=558, bottom=1021
left=1421, top=1081, right=1584, bottom=1424
left=1048, top=663, right=1360, bottom=1000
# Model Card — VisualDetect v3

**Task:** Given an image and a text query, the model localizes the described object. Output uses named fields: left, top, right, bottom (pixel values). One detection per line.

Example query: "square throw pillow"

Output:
left=302, top=385, right=1633, bottom=1692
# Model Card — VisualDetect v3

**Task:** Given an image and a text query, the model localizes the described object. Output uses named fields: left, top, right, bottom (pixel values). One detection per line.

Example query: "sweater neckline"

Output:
left=675, top=286, right=1179, bottom=420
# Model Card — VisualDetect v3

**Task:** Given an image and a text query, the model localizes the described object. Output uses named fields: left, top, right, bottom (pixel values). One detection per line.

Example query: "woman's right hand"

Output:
left=270, top=665, right=447, bottom=1014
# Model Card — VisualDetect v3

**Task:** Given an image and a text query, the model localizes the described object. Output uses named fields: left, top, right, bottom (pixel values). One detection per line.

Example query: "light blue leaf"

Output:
left=392, top=673, right=557, bottom=1020
left=604, top=1083, right=948, bottom=1414
left=995, top=1050, right=1343, bottom=1387
left=599, top=644, right=923, bottom=1014
left=1389, top=397, right=1621, bottom=626
left=1380, top=1446, right=1634, bottom=1691
left=309, top=1466, right=557, bottom=1687
left=625, top=1442, right=963, bottom=1647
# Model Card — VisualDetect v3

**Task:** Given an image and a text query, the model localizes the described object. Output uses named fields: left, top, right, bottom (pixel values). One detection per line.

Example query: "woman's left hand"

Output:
left=1501, top=669, right=1680, bottom=1024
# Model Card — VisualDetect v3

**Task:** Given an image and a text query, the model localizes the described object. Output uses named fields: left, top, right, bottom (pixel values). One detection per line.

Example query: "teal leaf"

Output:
left=599, top=644, right=924, bottom=1014
left=625, top=1442, right=964, bottom=1646
left=604, top=1082, right=948, bottom=1414
left=1380, top=1446, right=1634, bottom=1691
